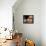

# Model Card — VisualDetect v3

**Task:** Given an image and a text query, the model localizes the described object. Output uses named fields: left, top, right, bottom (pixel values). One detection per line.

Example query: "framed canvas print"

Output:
left=23, top=15, right=34, bottom=24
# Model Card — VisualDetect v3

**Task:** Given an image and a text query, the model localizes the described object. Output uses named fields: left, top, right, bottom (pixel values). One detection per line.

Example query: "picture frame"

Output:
left=23, top=15, right=34, bottom=24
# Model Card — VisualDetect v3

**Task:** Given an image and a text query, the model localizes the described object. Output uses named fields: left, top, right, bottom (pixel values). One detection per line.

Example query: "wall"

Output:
left=13, top=0, right=41, bottom=46
left=0, top=0, right=16, bottom=30
left=41, top=0, right=46, bottom=46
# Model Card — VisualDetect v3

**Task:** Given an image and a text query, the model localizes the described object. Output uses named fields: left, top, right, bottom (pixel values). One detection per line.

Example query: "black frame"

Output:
left=23, top=15, right=34, bottom=24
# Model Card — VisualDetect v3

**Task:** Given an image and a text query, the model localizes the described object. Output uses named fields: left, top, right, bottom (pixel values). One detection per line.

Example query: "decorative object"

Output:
left=23, top=15, right=34, bottom=24
left=25, top=40, right=35, bottom=46
left=13, top=33, right=23, bottom=46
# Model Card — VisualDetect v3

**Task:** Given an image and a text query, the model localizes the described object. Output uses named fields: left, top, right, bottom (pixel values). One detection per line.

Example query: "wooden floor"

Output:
left=0, top=39, right=16, bottom=46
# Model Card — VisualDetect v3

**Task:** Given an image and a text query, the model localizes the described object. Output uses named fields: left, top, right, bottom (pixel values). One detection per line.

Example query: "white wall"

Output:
left=0, top=0, right=16, bottom=29
left=41, top=0, right=46, bottom=46
left=13, top=0, right=41, bottom=46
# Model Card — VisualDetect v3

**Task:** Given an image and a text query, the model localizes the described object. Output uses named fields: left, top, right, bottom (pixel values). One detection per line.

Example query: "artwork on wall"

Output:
left=23, top=15, right=34, bottom=24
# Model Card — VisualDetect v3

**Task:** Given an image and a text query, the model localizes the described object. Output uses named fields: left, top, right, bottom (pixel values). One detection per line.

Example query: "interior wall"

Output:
left=41, top=0, right=46, bottom=46
left=13, top=0, right=41, bottom=46
left=0, top=0, right=16, bottom=29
